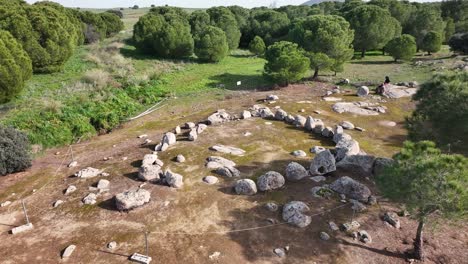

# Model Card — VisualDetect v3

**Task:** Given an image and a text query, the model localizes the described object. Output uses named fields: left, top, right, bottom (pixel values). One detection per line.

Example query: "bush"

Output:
left=100, top=12, right=124, bottom=37
left=133, top=12, right=193, bottom=58
left=79, top=11, right=107, bottom=43
left=264, top=41, right=310, bottom=86
left=249, top=36, right=266, bottom=56
left=0, top=125, right=32, bottom=176
left=0, top=30, right=32, bottom=103
left=106, top=9, right=123, bottom=18
left=421, top=31, right=442, bottom=55
left=194, top=26, right=229, bottom=63
left=406, top=71, right=468, bottom=154
left=247, top=9, right=290, bottom=46
left=386, top=34, right=417, bottom=62
left=189, top=10, right=210, bottom=36
left=448, top=32, right=468, bottom=54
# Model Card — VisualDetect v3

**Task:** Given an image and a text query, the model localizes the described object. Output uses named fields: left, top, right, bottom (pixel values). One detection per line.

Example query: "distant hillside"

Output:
left=302, top=0, right=345, bottom=5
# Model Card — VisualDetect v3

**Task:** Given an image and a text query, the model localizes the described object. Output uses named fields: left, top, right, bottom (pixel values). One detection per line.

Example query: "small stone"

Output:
left=274, top=248, right=286, bottom=258
left=291, top=150, right=307, bottom=157
left=138, top=134, right=148, bottom=139
left=176, top=154, right=186, bottom=163
left=310, top=176, right=326, bottom=183
left=75, top=167, right=101, bottom=179
left=107, top=241, right=117, bottom=250
left=62, top=245, right=76, bottom=259
left=265, top=202, right=279, bottom=212
left=1, top=201, right=12, bottom=207
left=299, top=109, right=305, bottom=113
left=97, top=179, right=110, bottom=190
left=355, top=127, right=365, bottom=132
left=64, top=185, right=77, bottom=195
left=265, top=122, right=272, bottom=125
left=82, top=193, right=97, bottom=205
left=53, top=200, right=64, bottom=208
left=68, top=161, right=78, bottom=168
left=241, top=110, right=252, bottom=119
left=203, top=176, right=218, bottom=185
left=320, top=232, right=330, bottom=241
left=243, top=132, right=252, bottom=137
left=358, top=230, right=372, bottom=243
left=350, top=199, right=367, bottom=212
left=339, top=121, right=355, bottom=130
left=267, top=95, right=279, bottom=101
left=188, top=129, right=198, bottom=141
left=175, top=126, right=181, bottom=135
left=101, top=172, right=110, bottom=177
left=383, top=212, right=401, bottom=228
left=185, top=122, right=196, bottom=129
left=122, top=157, right=128, bottom=161
left=164, top=170, right=184, bottom=189
left=310, top=146, right=326, bottom=154
left=143, top=139, right=152, bottom=145
left=329, top=221, right=339, bottom=231
left=341, top=221, right=360, bottom=233
left=234, top=179, right=257, bottom=195
left=357, top=86, right=370, bottom=97
left=209, top=251, right=221, bottom=260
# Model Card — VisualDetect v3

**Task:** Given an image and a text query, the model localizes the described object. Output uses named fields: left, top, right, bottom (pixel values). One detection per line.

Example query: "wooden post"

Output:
left=145, top=232, right=149, bottom=256
left=21, top=200, right=30, bottom=224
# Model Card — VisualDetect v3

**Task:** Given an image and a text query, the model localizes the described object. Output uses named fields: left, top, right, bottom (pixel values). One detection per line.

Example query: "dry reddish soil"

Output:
left=0, top=84, right=466, bottom=264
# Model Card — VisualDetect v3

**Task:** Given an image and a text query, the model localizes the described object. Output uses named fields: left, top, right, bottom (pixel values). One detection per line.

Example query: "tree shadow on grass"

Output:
left=350, top=60, right=396, bottom=65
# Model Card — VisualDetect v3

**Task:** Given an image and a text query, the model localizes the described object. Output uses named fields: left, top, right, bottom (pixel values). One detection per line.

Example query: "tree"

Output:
left=207, top=7, right=241, bottom=50
left=420, top=31, right=442, bottom=55
left=0, top=30, right=32, bottom=103
left=0, top=125, right=32, bottom=176
left=346, top=5, right=402, bottom=57
left=368, top=0, right=415, bottom=28
left=385, top=34, right=417, bottom=61
left=78, top=11, right=107, bottom=43
left=405, top=6, right=445, bottom=50
left=445, top=18, right=456, bottom=42
left=133, top=12, right=193, bottom=59
left=289, top=15, right=354, bottom=77
left=376, top=141, right=467, bottom=260
left=275, top=5, right=312, bottom=20
left=448, top=32, right=468, bottom=54
left=406, top=71, right=468, bottom=154
left=132, top=5, right=139, bottom=10
left=189, top=10, right=210, bottom=37
left=248, top=36, right=266, bottom=56
left=100, top=12, right=124, bottom=37
left=264, top=41, right=310, bottom=86
left=194, top=26, right=229, bottom=63
left=247, top=9, right=290, bottom=46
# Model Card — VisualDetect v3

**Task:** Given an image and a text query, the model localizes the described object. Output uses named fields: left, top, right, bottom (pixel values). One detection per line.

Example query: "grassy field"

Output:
left=0, top=6, right=457, bottom=151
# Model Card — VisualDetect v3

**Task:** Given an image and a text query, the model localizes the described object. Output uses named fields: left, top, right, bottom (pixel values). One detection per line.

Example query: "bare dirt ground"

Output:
left=0, top=84, right=467, bottom=264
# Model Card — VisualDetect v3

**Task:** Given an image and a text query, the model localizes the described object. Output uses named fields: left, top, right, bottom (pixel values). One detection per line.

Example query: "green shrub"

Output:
left=421, top=31, right=442, bottom=55
left=106, top=9, right=123, bottom=19
left=133, top=12, right=193, bottom=58
left=189, top=10, right=210, bottom=36
left=0, top=30, right=32, bottom=103
left=249, top=36, right=266, bottom=56
left=79, top=11, right=107, bottom=43
left=100, top=12, right=124, bottom=37
left=448, top=32, right=468, bottom=54
left=248, top=9, right=290, bottom=46
left=386, top=34, right=417, bottom=62
left=0, top=125, right=32, bottom=176
left=264, top=41, right=310, bottom=86
left=195, top=26, right=229, bottom=63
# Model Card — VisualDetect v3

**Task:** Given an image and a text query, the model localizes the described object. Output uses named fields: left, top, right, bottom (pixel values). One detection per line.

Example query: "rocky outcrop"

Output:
left=75, top=167, right=101, bottom=179
left=282, top=201, right=311, bottom=228
left=207, top=109, right=231, bottom=125
left=115, top=189, right=151, bottom=211
left=336, top=154, right=376, bottom=174
left=206, top=156, right=236, bottom=169
left=330, top=176, right=371, bottom=202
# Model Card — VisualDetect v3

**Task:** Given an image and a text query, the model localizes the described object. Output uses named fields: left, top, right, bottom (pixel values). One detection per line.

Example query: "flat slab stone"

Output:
left=11, top=223, right=34, bottom=234
left=383, top=85, right=417, bottom=99
left=210, top=145, right=246, bottom=156
left=62, top=244, right=76, bottom=259
left=323, top=97, right=342, bottom=102
left=332, top=102, right=379, bottom=116
left=130, top=253, right=152, bottom=264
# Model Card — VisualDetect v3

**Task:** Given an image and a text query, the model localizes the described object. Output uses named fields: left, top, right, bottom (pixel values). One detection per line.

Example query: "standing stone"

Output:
left=64, top=185, right=77, bottom=195
left=188, top=129, right=198, bottom=141
left=164, top=170, right=184, bottom=189
left=196, top=124, right=208, bottom=134
left=234, top=179, right=257, bottom=195
left=358, top=230, right=372, bottom=243
left=336, top=154, right=376, bottom=174
left=285, top=162, right=309, bottom=182
left=82, top=193, right=97, bottom=205
left=142, top=154, right=159, bottom=167
left=294, top=115, right=307, bottom=127
left=313, top=119, right=325, bottom=134
left=282, top=201, right=311, bottom=228
left=284, top=115, right=295, bottom=124
left=305, top=116, right=315, bottom=131
left=310, top=150, right=336, bottom=175
left=257, top=171, right=285, bottom=191
left=357, top=86, right=370, bottom=97
left=138, top=165, right=162, bottom=182
left=115, top=188, right=151, bottom=211
left=241, top=110, right=251, bottom=119
left=275, top=109, right=288, bottom=120
left=162, top=132, right=177, bottom=146
left=175, top=126, right=181, bottom=135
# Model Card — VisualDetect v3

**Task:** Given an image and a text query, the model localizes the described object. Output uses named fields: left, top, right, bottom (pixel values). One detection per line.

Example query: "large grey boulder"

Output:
left=275, top=109, right=288, bottom=120
left=162, top=132, right=176, bottom=146
left=339, top=121, right=355, bottom=130
left=313, top=119, right=325, bottom=134
left=373, top=157, right=395, bottom=176
left=285, top=162, right=309, bottom=181
left=310, top=150, right=336, bottom=175
left=335, top=138, right=360, bottom=161
left=266, top=94, right=279, bottom=101
left=330, top=176, right=371, bottom=202
left=294, top=115, right=307, bottom=127
left=215, top=166, right=241, bottom=178
left=284, top=115, right=295, bottom=124
left=142, top=154, right=159, bottom=167
left=357, top=86, right=369, bottom=97
left=304, top=116, right=315, bottom=131
left=207, top=109, right=231, bottom=125
left=75, top=167, right=101, bottom=179
left=206, top=156, right=236, bottom=169
left=235, top=179, right=257, bottom=195
left=259, top=107, right=275, bottom=119
left=115, top=189, right=151, bottom=211
left=164, top=170, right=184, bottom=189
left=282, top=201, right=312, bottom=228
left=336, top=155, right=376, bottom=174
left=257, top=171, right=285, bottom=191
left=210, top=145, right=246, bottom=156
left=321, top=127, right=334, bottom=138
left=138, top=165, right=162, bottom=182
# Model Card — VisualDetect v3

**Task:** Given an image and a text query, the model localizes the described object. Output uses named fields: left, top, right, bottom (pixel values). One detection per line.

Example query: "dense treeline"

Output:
left=133, top=0, right=467, bottom=83
left=0, top=0, right=123, bottom=102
